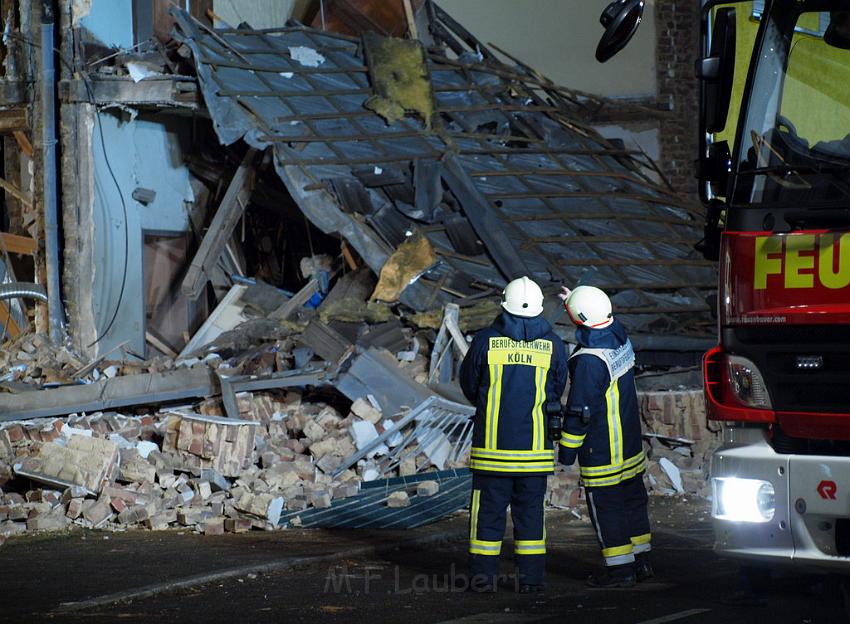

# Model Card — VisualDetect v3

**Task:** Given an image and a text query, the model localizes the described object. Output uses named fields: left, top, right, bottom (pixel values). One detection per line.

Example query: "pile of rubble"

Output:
left=0, top=386, right=470, bottom=544
left=0, top=369, right=713, bottom=544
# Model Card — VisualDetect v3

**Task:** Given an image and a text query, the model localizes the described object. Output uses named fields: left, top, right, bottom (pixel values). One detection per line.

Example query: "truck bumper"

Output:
left=711, top=428, right=850, bottom=573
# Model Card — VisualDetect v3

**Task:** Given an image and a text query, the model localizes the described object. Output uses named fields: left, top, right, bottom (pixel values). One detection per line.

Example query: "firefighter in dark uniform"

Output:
left=558, top=285, right=653, bottom=588
left=460, top=276, right=568, bottom=593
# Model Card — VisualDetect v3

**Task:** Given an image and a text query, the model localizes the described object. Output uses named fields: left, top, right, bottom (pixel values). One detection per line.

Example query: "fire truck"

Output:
left=598, top=0, right=850, bottom=572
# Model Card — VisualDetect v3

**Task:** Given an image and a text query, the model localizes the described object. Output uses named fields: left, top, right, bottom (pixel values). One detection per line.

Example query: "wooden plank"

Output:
left=0, top=300, right=21, bottom=339
left=13, top=131, right=33, bottom=158
left=340, top=240, right=359, bottom=270
left=182, top=149, right=258, bottom=299
left=0, top=175, right=32, bottom=207
left=402, top=0, right=418, bottom=39
left=152, top=0, right=176, bottom=42
left=0, top=232, right=37, bottom=255
left=146, top=330, right=178, bottom=358
left=444, top=306, right=469, bottom=357
left=429, top=303, right=463, bottom=384
left=0, top=108, right=26, bottom=133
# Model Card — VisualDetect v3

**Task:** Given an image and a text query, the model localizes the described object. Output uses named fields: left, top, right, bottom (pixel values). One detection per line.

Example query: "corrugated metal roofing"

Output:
left=172, top=8, right=715, bottom=338
left=278, top=468, right=471, bottom=529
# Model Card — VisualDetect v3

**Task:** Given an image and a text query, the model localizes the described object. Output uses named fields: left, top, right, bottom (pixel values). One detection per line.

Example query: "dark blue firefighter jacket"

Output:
left=460, top=311, right=568, bottom=476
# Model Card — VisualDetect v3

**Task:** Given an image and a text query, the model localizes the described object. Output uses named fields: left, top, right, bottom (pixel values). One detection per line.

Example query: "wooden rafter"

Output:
left=0, top=232, right=37, bottom=255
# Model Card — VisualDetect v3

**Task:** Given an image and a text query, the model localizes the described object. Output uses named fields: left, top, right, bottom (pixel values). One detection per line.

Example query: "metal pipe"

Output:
left=0, top=282, right=48, bottom=302
left=40, top=0, right=65, bottom=343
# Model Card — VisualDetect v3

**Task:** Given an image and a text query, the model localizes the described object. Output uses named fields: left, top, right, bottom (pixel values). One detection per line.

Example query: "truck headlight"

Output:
left=725, top=355, right=772, bottom=409
left=712, top=477, right=775, bottom=523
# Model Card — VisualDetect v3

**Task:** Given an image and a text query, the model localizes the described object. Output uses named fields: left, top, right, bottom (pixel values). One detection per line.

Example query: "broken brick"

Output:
left=224, top=517, right=252, bottom=533
left=387, top=491, right=410, bottom=508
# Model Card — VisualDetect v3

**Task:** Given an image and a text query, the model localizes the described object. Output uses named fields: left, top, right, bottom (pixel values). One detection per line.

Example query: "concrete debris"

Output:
left=350, top=421, right=387, bottom=458
left=659, top=457, right=685, bottom=494
left=350, top=397, right=382, bottom=424
left=418, top=431, right=451, bottom=471
left=126, top=60, right=164, bottom=82
left=233, top=492, right=284, bottom=526
left=82, top=496, right=112, bottom=527
left=119, top=450, right=157, bottom=484
left=386, top=491, right=410, bottom=508
left=416, top=480, right=439, bottom=497
left=288, top=46, right=325, bottom=68
left=546, top=470, right=582, bottom=510
left=136, top=441, right=159, bottom=459
left=14, top=435, right=119, bottom=494
left=308, top=489, right=332, bottom=509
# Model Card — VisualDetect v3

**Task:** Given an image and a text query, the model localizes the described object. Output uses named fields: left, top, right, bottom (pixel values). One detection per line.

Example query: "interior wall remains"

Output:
left=63, top=0, right=197, bottom=358
left=211, top=0, right=310, bottom=29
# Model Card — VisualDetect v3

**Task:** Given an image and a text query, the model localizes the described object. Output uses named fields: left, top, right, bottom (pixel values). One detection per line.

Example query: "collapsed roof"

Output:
left=171, top=5, right=715, bottom=342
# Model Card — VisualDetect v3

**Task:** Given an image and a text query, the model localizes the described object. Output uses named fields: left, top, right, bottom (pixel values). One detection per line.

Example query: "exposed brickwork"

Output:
left=655, top=0, right=701, bottom=195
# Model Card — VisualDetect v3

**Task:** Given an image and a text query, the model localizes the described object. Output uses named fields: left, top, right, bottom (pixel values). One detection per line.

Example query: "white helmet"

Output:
left=564, top=285, right=613, bottom=328
left=502, top=276, right=544, bottom=318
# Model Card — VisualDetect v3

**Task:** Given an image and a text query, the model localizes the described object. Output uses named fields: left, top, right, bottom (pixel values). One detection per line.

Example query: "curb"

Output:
left=53, top=527, right=467, bottom=613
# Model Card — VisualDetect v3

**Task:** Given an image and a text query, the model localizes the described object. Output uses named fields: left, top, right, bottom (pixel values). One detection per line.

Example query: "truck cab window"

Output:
left=733, top=10, right=850, bottom=206
left=782, top=28, right=850, bottom=159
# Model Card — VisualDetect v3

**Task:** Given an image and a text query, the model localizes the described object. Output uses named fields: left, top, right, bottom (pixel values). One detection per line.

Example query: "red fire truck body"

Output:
left=699, top=0, right=850, bottom=570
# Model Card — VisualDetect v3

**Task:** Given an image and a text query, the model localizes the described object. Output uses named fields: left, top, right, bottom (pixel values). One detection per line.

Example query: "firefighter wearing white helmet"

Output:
left=459, top=276, right=568, bottom=593
left=563, top=285, right=613, bottom=328
left=501, top=275, right=545, bottom=317
left=558, top=285, right=653, bottom=588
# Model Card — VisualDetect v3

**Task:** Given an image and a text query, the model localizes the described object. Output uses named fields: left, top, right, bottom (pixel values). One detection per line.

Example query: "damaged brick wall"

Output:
left=640, top=389, right=717, bottom=496
left=655, top=0, right=700, bottom=195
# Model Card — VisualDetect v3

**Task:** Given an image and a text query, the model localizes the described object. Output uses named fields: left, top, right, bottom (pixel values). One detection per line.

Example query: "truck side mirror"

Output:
left=695, top=199, right=725, bottom=262
left=698, top=7, right=736, bottom=133
left=596, top=0, right=645, bottom=63
left=697, top=140, right=732, bottom=196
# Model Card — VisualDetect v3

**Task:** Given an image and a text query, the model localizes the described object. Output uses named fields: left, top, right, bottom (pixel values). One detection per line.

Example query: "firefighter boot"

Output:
left=635, top=552, right=654, bottom=582
left=586, top=563, right=637, bottom=588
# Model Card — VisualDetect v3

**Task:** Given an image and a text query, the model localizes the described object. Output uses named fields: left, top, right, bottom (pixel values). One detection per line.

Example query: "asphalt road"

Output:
left=1, top=497, right=847, bottom=623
